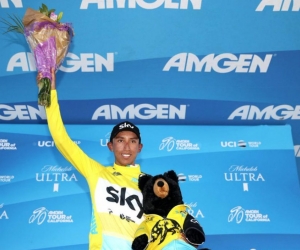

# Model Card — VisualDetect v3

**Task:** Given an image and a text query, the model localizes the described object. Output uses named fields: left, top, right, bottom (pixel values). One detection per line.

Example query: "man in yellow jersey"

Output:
left=38, top=69, right=144, bottom=250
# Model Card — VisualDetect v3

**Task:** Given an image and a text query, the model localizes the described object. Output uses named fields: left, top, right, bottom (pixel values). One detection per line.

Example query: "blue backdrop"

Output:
left=1, top=124, right=300, bottom=249
left=1, top=0, right=300, bottom=249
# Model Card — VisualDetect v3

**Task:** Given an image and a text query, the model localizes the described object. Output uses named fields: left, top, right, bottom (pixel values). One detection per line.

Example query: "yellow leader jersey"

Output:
left=46, top=90, right=143, bottom=250
left=134, top=204, right=191, bottom=250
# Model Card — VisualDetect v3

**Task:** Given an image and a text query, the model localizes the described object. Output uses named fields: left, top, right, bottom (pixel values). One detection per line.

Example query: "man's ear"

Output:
left=138, top=173, right=152, bottom=191
left=107, top=141, right=113, bottom=151
left=138, top=143, right=143, bottom=152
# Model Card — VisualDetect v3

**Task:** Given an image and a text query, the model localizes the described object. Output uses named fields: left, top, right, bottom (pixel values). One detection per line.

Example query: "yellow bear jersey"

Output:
left=134, top=204, right=191, bottom=250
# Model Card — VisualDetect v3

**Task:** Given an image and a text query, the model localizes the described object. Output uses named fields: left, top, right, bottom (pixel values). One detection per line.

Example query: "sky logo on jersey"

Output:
left=228, top=105, right=300, bottom=120
left=0, top=0, right=23, bottom=8
left=95, top=178, right=143, bottom=223
left=7, top=52, right=114, bottom=72
left=256, top=0, right=300, bottom=11
left=80, top=0, right=202, bottom=10
left=163, top=53, right=273, bottom=73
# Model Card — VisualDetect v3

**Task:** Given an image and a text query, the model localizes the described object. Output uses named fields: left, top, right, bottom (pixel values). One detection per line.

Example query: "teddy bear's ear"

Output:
left=164, top=170, right=179, bottom=183
left=138, top=173, right=152, bottom=191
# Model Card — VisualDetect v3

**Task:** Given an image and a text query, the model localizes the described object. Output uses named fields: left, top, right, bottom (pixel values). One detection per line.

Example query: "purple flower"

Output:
left=34, top=36, right=56, bottom=80
left=50, top=12, right=57, bottom=21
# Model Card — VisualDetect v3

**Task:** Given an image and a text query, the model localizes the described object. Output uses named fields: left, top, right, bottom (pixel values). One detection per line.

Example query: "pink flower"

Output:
left=50, top=12, right=57, bottom=21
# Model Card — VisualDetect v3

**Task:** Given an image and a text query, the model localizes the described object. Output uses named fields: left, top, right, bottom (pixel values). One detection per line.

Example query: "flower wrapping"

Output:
left=22, top=8, right=73, bottom=107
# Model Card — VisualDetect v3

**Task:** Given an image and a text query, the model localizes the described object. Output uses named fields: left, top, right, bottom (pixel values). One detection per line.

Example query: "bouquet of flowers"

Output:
left=1, top=4, right=74, bottom=107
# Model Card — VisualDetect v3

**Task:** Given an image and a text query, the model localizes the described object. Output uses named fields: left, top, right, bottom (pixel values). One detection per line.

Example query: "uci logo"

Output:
left=38, top=141, right=55, bottom=147
left=221, top=141, right=247, bottom=148
left=221, top=141, right=237, bottom=148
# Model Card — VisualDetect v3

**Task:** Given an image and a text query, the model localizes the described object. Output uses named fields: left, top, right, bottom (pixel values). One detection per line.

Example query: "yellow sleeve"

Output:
left=45, top=90, right=103, bottom=177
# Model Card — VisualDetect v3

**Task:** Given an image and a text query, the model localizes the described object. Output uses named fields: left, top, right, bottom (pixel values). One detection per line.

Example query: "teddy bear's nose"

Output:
left=157, top=180, right=164, bottom=187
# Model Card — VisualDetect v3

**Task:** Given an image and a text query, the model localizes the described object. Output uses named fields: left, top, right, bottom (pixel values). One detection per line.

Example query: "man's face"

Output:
left=107, top=130, right=143, bottom=166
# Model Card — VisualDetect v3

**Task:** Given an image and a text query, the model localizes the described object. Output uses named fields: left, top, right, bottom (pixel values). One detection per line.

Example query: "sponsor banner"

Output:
left=1, top=0, right=300, bottom=249
left=0, top=195, right=91, bottom=249
left=1, top=124, right=300, bottom=249
left=2, top=99, right=300, bottom=133
left=1, top=1, right=300, bottom=75
left=1, top=50, right=300, bottom=103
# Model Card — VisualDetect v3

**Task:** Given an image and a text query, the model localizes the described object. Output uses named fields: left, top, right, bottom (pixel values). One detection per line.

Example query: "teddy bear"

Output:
left=132, top=170, right=209, bottom=250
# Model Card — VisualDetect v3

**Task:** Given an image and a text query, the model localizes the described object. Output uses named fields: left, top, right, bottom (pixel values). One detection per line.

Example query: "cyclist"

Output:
left=37, top=69, right=144, bottom=250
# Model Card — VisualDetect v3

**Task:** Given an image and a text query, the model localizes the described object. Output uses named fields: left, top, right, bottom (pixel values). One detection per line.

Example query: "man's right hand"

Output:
left=36, top=68, right=56, bottom=90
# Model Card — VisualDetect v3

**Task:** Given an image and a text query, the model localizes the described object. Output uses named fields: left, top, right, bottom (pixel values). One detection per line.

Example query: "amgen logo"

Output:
left=80, top=0, right=202, bottom=10
left=256, top=0, right=300, bottom=11
left=0, top=104, right=45, bottom=121
left=228, top=105, right=300, bottom=120
left=92, top=104, right=187, bottom=120
left=295, top=145, right=300, bottom=157
left=0, top=0, right=23, bottom=8
left=7, top=52, right=114, bottom=72
left=163, top=53, right=273, bottom=73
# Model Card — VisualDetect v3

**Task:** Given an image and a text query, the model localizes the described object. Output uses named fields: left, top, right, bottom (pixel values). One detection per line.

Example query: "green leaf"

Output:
left=11, top=14, right=23, bottom=28
left=57, top=12, right=63, bottom=22
left=42, top=3, right=48, bottom=12
left=39, top=3, right=49, bottom=16
left=0, top=14, right=24, bottom=34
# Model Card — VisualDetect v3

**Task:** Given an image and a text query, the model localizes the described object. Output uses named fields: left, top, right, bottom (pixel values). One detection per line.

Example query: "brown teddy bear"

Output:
left=132, top=170, right=209, bottom=250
